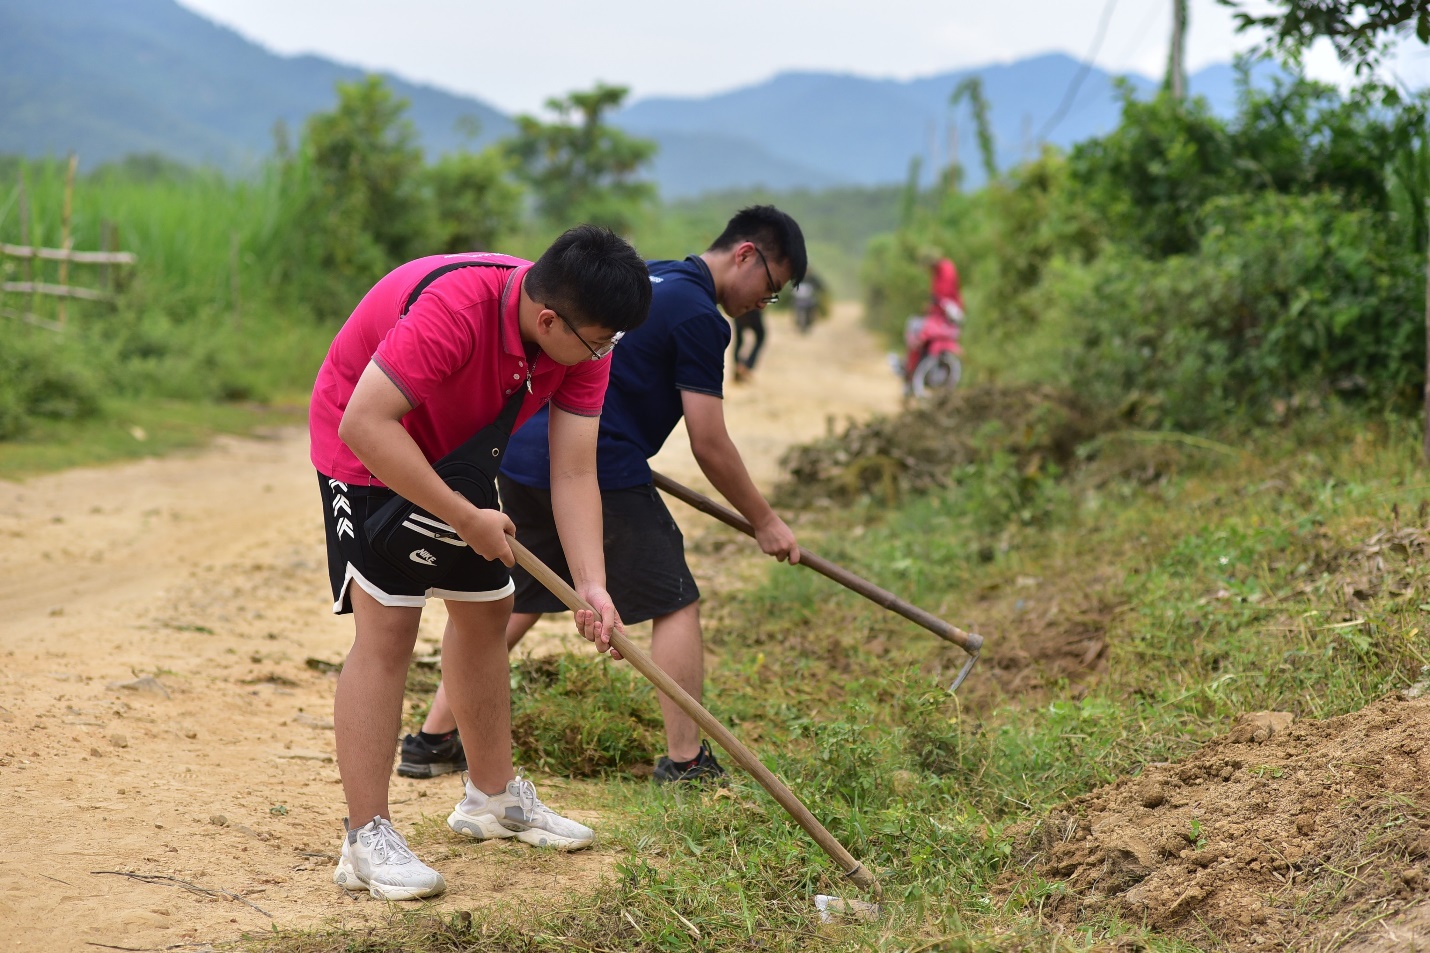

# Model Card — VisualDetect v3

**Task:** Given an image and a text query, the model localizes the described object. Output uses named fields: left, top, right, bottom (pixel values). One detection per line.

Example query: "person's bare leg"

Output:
left=443, top=596, right=518, bottom=794
left=506, top=611, right=542, bottom=651
left=650, top=600, right=703, bottom=762
left=335, top=585, right=422, bottom=826
left=420, top=679, right=458, bottom=735
left=420, top=611, right=544, bottom=735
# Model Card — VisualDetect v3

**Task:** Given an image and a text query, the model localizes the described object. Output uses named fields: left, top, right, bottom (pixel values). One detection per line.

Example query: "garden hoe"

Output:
left=651, top=471, right=984, bottom=692
left=510, top=537, right=882, bottom=898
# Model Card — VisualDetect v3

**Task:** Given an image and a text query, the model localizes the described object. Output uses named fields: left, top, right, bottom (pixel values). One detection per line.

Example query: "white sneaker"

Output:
left=447, top=773, right=594, bottom=850
left=333, top=816, right=446, bottom=900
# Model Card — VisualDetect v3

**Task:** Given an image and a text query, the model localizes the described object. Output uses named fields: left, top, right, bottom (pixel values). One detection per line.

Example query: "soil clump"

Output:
left=1002, top=695, right=1430, bottom=952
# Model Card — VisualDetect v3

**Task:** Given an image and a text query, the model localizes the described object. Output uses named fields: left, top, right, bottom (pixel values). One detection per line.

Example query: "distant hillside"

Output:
left=0, top=0, right=1277, bottom=196
left=0, top=0, right=512, bottom=171
left=617, top=56, right=1284, bottom=193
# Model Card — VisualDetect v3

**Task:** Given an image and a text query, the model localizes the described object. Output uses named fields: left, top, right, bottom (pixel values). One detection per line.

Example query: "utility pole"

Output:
left=1167, top=0, right=1187, bottom=101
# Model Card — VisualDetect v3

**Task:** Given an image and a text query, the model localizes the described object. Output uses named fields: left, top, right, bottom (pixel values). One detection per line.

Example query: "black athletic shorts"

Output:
left=497, top=474, right=699, bottom=624
left=318, top=473, right=513, bottom=615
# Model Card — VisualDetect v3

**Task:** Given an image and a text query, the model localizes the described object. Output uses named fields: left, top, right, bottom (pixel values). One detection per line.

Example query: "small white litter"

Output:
left=813, top=894, right=882, bottom=923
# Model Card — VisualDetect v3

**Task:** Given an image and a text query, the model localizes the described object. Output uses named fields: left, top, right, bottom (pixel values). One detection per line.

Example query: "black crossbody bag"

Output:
left=363, top=260, right=527, bottom=586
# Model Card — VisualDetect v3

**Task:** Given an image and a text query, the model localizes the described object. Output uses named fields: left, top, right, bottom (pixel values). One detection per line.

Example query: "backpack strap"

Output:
left=401, top=258, right=520, bottom=316
left=400, top=256, right=528, bottom=436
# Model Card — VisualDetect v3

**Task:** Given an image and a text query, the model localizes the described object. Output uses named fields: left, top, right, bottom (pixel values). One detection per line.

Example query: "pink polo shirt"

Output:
left=309, top=253, right=610, bottom=485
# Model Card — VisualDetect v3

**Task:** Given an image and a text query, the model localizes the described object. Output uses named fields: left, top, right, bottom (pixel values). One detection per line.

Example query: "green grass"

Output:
left=239, top=404, right=1430, bottom=952
left=0, top=396, right=305, bottom=480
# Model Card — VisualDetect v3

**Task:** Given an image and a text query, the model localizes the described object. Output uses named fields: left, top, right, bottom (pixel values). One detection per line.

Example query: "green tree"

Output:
left=1218, top=1, right=1430, bottom=75
left=505, top=83, right=657, bottom=234
left=425, top=148, right=523, bottom=253
left=279, top=75, right=432, bottom=303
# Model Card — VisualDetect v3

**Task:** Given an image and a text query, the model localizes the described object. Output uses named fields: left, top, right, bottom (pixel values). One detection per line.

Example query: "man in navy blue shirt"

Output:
left=402, top=206, right=807, bottom=783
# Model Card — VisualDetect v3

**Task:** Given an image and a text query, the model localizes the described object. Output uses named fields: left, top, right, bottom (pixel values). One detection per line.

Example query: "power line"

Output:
left=1037, top=0, right=1120, bottom=144
left=1113, top=0, right=1167, bottom=68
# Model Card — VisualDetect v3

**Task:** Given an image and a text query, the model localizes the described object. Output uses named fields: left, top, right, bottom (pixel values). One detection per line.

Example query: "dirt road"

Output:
left=0, top=304, right=900, bottom=951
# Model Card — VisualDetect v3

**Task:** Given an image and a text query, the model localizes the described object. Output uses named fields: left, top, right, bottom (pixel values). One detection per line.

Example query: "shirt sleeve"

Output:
left=550, top=352, right=612, bottom=417
left=671, top=309, right=730, bottom=398
left=371, top=292, right=477, bottom=409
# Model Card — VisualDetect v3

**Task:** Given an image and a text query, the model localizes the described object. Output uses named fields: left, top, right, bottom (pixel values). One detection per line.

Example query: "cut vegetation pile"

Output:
left=776, top=384, right=1107, bottom=507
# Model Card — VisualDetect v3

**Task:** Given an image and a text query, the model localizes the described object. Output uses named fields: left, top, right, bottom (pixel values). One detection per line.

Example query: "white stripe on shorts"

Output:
left=333, top=563, right=514, bottom=614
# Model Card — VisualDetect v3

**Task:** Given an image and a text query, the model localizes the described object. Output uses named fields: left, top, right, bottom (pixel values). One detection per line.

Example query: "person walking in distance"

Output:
left=311, top=227, right=651, bottom=900
left=731, top=308, right=764, bottom=383
left=401, top=206, right=807, bottom=785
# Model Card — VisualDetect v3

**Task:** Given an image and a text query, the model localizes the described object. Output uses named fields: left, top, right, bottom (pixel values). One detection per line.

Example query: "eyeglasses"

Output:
left=553, top=308, right=622, bottom=361
left=752, top=246, right=781, bottom=305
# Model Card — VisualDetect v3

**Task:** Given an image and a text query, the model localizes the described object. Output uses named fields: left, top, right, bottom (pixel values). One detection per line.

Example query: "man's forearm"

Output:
left=551, top=473, right=606, bottom=590
left=547, top=409, right=607, bottom=591
left=692, top=434, right=777, bottom=529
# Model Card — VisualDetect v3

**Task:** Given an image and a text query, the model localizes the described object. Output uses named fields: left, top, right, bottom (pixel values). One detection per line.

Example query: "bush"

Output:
left=1048, top=192, right=1422, bottom=428
left=0, top=331, right=101, bottom=439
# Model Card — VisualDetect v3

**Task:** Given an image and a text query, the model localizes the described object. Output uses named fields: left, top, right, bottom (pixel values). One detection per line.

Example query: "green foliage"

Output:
left=1220, top=0, right=1430, bottom=75
left=1068, top=87, right=1237, bottom=258
left=1052, top=191, right=1423, bottom=429
left=274, top=76, right=431, bottom=303
left=0, top=329, right=100, bottom=439
left=425, top=149, right=522, bottom=253
left=505, top=83, right=657, bottom=234
left=1070, top=74, right=1418, bottom=259
left=267, top=75, right=526, bottom=311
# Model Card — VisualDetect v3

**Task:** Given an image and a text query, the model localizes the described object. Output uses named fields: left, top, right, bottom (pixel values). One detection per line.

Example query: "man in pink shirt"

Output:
left=310, top=225, right=650, bottom=900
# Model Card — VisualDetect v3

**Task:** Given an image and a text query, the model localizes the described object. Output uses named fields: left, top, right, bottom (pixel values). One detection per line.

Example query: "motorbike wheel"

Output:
left=909, top=352, right=962, bottom=397
left=794, top=307, right=814, bottom=334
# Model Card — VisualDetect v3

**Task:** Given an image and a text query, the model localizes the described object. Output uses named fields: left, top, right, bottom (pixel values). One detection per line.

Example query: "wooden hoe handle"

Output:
left=650, top=470, right=983, bottom=691
left=508, top=537, right=881, bottom=896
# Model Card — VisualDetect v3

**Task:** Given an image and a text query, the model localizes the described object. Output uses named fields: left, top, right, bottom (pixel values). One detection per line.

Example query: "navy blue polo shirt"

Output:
left=500, top=256, right=729, bottom=490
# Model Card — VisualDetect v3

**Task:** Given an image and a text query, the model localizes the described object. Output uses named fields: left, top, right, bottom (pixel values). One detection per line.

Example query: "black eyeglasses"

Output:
left=753, top=246, right=781, bottom=305
left=553, top=308, right=622, bottom=361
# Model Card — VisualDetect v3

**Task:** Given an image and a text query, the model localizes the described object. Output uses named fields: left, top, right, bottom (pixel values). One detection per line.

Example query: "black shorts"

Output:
left=318, top=473, right=513, bottom=615
left=497, top=474, right=699, bottom=624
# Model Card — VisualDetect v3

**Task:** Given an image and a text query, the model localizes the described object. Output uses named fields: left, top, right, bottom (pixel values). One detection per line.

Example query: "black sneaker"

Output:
left=653, top=741, right=727, bottom=785
left=397, top=731, right=467, bottom=778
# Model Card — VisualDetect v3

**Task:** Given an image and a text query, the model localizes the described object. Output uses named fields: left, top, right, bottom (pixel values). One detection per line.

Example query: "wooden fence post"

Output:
left=1424, top=198, right=1430, bottom=465
left=99, top=220, right=114, bottom=296
left=57, top=153, right=77, bottom=327
left=18, top=170, right=36, bottom=321
left=230, top=231, right=241, bottom=327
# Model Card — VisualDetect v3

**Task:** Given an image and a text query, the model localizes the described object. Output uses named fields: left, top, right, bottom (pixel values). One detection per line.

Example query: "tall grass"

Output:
left=0, top=157, right=331, bottom=443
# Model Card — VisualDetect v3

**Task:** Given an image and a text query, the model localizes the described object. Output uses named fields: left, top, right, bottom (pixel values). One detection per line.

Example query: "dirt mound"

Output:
left=1001, top=695, right=1430, bottom=951
left=775, top=384, right=1105, bottom=508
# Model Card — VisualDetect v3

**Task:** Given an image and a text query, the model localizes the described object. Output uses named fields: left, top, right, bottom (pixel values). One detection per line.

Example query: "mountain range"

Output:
left=0, top=0, right=1274, bottom=197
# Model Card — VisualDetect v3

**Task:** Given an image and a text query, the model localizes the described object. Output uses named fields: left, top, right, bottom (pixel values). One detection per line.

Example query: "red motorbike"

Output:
left=889, top=306, right=963, bottom=398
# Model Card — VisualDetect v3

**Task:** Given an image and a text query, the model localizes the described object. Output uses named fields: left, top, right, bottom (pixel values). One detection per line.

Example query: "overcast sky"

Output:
left=175, top=0, right=1430, bottom=114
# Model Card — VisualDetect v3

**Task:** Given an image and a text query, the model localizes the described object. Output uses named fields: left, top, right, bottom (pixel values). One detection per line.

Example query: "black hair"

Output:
left=525, top=225, right=651, bottom=333
left=708, top=205, right=808, bottom=286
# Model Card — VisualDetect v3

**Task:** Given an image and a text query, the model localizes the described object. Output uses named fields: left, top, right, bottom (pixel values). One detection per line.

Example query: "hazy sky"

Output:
left=175, top=0, right=1430, bottom=114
